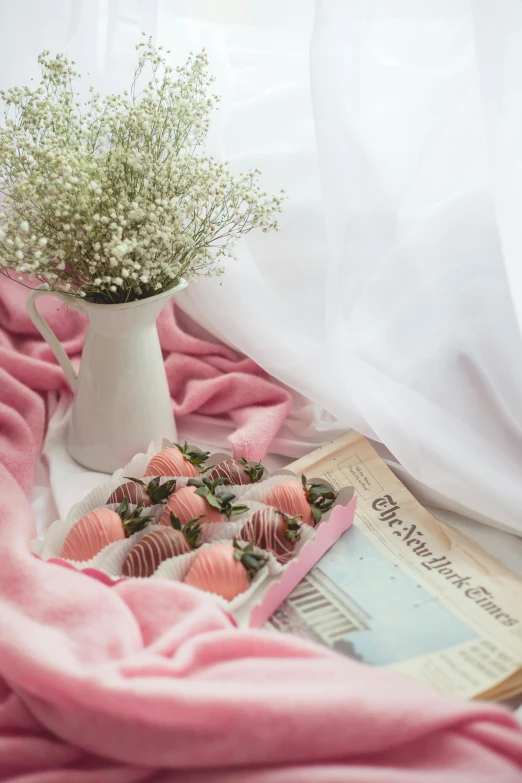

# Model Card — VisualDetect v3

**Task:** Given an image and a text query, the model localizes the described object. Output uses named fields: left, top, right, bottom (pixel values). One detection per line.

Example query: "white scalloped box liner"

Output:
left=151, top=539, right=282, bottom=613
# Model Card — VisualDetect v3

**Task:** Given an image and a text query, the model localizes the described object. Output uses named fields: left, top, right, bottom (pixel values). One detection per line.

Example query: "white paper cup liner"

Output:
left=67, top=484, right=114, bottom=524
left=41, top=517, right=76, bottom=560
left=30, top=537, right=44, bottom=555
left=198, top=501, right=270, bottom=544
left=240, top=473, right=302, bottom=505
left=96, top=524, right=165, bottom=576
left=288, top=522, right=315, bottom=558
left=110, top=442, right=157, bottom=484
left=217, top=507, right=316, bottom=563
left=151, top=539, right=281, bottom=612
left=202, top=519, right=247, bottom=544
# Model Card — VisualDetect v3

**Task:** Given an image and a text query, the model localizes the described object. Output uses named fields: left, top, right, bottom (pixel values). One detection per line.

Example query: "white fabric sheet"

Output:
left=2, top=2, right=522, bottom=536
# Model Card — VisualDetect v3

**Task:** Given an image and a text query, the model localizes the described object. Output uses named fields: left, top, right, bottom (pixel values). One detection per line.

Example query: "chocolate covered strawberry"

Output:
left=206, top=457, right=265, bottom=485
left=159, top=477, right=248, bottom=526
left=183, top=539, right=267, bottom=600
left=107, top=476, right=177, bottom=507
left=122, top=513, right=202, bottom=577
left=61, top=500, right=153, bottom=561
left=262, top=476, right=337, bottom=526
left=238, top=506, right=302, bottom=564
left=144, top=442, right=210, bottom=478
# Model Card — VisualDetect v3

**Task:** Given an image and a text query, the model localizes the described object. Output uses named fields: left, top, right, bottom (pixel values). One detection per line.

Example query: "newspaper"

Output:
left=267, top=431, right=522, bottom=700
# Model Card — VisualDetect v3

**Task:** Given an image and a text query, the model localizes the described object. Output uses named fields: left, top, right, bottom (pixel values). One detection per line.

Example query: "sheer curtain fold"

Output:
left=1, top=0, right=522, bottom=532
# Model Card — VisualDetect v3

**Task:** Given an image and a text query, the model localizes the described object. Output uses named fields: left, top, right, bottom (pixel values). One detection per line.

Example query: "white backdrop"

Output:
left=2, top=0, right=522, bottom=535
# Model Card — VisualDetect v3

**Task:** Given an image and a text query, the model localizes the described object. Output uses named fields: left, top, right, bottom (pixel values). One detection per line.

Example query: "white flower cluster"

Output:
left=0, top=37, right=284, bottom=303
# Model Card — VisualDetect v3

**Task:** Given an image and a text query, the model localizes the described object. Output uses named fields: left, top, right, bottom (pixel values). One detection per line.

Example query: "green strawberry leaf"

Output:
left=126, top=476, right=146, bottom=487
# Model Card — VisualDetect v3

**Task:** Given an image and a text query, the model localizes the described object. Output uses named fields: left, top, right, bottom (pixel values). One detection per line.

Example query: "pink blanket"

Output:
left=1, top=277, right=522, bottom=782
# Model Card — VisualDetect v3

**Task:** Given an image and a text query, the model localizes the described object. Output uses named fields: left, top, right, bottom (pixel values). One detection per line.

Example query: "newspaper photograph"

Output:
left=268, top=432, right=522, bottom=700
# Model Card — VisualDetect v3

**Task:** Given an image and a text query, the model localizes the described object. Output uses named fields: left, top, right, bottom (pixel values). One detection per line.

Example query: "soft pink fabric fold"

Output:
left=0, top=277, right=292, bottom=461
left=1, top=276, right=522, bottom=781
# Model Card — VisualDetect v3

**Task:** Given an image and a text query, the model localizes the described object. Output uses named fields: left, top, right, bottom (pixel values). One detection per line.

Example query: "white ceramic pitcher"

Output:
left=26, top=280, right=187, bottom=472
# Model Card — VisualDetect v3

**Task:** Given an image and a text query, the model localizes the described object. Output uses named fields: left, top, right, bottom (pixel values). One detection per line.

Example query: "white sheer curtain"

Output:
left=2, top=0, right=522, bottom=534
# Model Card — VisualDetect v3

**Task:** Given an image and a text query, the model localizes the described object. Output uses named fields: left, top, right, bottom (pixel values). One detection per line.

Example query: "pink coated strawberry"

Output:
left=61, top=500, right=152, bottom=561
left=262, top=476, right=337, bottom=526
left=183, top=540, right=266, bottom=600
left=144, top=442, right=210, bottom=478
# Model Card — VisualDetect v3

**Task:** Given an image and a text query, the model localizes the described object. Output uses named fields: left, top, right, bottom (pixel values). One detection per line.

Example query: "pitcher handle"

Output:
left=26, top=286, right=79, bottom=392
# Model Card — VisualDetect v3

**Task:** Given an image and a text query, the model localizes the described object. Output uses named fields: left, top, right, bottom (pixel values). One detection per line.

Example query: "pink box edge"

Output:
left=247, top=494, right=357, bottom=628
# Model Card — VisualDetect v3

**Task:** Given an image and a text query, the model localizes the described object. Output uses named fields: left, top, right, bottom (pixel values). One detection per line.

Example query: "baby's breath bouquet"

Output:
left=0, top=37, right=284, bottom=304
